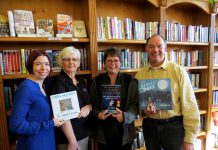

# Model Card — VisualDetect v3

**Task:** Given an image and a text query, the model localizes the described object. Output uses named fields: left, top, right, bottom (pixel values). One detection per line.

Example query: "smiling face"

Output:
left=105, top=56, right=121, bottom=75
left=33, top=56, right=50, bottom=81
left=146, top=35, right=166, bottom=67
left=62, top=53, right=80, bottom=74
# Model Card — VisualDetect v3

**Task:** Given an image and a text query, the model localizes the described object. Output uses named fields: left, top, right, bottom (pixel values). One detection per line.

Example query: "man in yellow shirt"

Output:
left=135, top=34, right=200, bottom=150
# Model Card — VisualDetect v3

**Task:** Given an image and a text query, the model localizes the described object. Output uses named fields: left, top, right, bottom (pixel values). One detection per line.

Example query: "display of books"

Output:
left=56, top=14, right=73, bottom=37
left=13, top=10, right=36, bottom=37
left=138, top=78, right=173, bottom=115
left=36, top=19, right=54, bottom=37
left=101, top=84, right=121, bottom=114
left=50, top=91, right=80, bottom=121
left=0, top=14, right=10, bottom=37
left=73, top=20, right=87, bottom=38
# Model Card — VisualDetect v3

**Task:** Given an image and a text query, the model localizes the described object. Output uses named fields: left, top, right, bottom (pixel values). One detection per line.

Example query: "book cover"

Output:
left=0, top=14, right=10, bottom=37
left=50, top=91, right=80, bottom=121
left=52, top=50, right=61, bottom=71
left=73, top=20, right=87, bottom=38
left=56, top=14, right=73, bottom=37
left=13, top=10, right=36, bottom=36
left=138, top=78, right=172, bottom=114
left=36, top=19, right=54, bottom=37
left=101, top=84, right=121, bottom=114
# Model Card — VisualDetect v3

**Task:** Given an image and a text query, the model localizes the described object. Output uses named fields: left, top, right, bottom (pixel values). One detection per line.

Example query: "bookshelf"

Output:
left=0, top=0, right=217, bottom=150
left=0, top=0, right=94, bottom=150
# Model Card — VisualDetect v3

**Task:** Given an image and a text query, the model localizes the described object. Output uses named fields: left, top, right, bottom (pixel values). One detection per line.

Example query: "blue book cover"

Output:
left=138, top=78, right=172, bottom=114
left=101, top=84, right=121, bottom=114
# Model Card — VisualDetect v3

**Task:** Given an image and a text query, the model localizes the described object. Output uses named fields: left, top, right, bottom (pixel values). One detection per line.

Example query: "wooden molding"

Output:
left=160, top=0, right=167, bottom=7
left=212, top=3, right=218, bottom=13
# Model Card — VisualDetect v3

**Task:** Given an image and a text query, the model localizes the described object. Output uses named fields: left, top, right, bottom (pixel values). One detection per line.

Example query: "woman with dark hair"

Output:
left=90, top=47, right=139, bottom=150
left=9, top=50, right=65, bottom=150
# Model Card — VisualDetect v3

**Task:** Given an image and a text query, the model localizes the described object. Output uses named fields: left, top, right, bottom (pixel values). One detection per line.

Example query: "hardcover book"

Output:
left=36, top=19, right=54, bottom=37
left=73, top=20, right=87, bottom=38
left=56, top=14, right=73, bottom=37
left=0, top=14, right=10, bottom=37
left=50, top=91, right=80, bottom=121
left=101, top=84, right=121, bottom=114
left=138, top=78, right=172, bottom=115
left=13, top=10, right=36, bottom=37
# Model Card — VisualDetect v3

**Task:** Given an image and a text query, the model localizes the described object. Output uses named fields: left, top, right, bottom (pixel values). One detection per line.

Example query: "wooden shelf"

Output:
left=194, top=88, right=207, bottom=93
left=184, top=66, right=208, bottom=70
left=2, top=70, right=92, bottom=79
left=98, top=68, right=141, bottom=74
left=213, top=86, right=218, bottom=91
left=200, top=110, right=207, bottom=115
left=197, top=131, right=206, bottom=137
left=98, top=39, right=146, bottom=44
left=134, top=117, right=143, bottom=127
left=166, top=41, right=209, bottom=46
left=212, top=107, right=218, bottom=112
left=0, top=37, right=89, bottom=43
left=135, top=146, right=146, bottom=150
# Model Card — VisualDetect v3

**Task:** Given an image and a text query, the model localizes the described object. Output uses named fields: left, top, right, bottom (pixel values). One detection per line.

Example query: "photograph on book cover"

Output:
left=50, top=91, right=80, bottom=121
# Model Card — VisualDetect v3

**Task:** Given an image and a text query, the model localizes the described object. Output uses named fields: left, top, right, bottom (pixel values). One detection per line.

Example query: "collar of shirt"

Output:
left=146, top=58, right=168, bottom=71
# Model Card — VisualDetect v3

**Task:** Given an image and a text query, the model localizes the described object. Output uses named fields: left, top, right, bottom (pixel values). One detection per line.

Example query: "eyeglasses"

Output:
left=147, top=44, right=165, bottom=50
left=63, top=58, right=80, bottom=62
left=106, top=59, right=120, bottom=64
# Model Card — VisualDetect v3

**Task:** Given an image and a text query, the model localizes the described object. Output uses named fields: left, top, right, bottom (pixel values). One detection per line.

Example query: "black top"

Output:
left=48, top=70, right=92, bottom=143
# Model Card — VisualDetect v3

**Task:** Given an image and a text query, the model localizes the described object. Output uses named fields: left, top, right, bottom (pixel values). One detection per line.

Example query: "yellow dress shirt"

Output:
left=135, top=58, right=200, bottom=144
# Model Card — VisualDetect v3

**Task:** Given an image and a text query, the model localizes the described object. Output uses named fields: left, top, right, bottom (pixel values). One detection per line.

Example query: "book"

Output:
left=73, top=20, right=87, bottom=37
left=0, top=14, right=10, bottom=37
left=13, top=10, right=36, bottom=36
left=56, top=14, right=73, bottom=37
left=138, top=78, right=173, bottom=115
left=101, top=84, right=121, bottom=114
left=50, top=91, right=80, bottom=121
left=36, top=19, right=54, bottom=37
left=7, top=11, right=15, bottom=37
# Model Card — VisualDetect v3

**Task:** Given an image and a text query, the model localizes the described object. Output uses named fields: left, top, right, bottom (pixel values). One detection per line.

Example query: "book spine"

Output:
left=7, top=11, right=16, bottom=37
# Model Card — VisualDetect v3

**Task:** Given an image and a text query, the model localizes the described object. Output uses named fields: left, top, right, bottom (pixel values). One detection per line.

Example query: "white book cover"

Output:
left=50, top=91, right=80, bottom=121
left=13, top=10, right=35, bottom=35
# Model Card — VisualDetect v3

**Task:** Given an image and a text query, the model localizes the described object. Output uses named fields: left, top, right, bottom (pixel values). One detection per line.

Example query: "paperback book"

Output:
left=56, top=14, right=73, bottom=37
left=36, top=19, right=54, bottom=37
left=138, top=78, right=172, bottom=115
left=101, top=84, right=121, bottom=114
left=0, top=14, right=10, bottom=37
left=13, top=10, right=36, bottom=37
left=50, top=91, right=80, bottom=121
left=73, top=20, right=87, bottom=38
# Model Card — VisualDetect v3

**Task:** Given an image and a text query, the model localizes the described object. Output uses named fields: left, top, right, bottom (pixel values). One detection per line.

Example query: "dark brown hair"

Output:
left=103, top=47, right=122, bottom=63
left=26, top=50, right=52, bottom=74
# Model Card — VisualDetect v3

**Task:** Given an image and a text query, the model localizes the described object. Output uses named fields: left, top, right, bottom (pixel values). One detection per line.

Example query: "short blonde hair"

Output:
left=58, top=46, right=81, bottom=67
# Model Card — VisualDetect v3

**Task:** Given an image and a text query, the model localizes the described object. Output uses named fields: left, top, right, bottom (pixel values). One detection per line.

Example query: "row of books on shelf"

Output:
left=165, top=21, right=209, bottom=43
left=97, top=49, right=147, bottom=70
left=166, top=49, right=203, bottom=67
left=97, top=16, right=159, bottom=40
left=213, top=91, right=218, bottom=106
left=213, top=71, right=218, bottom=86
left=213, top=51, right=218, bottom=66
left=187, top=72, right=201, bottom=90
left=0, top=10, right=87, bottom=38
left=0, top=48, right=88, bottom=75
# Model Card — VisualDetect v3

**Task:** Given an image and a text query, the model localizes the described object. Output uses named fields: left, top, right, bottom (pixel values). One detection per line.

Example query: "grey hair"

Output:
left=57, top=46, right=81, bottom=67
